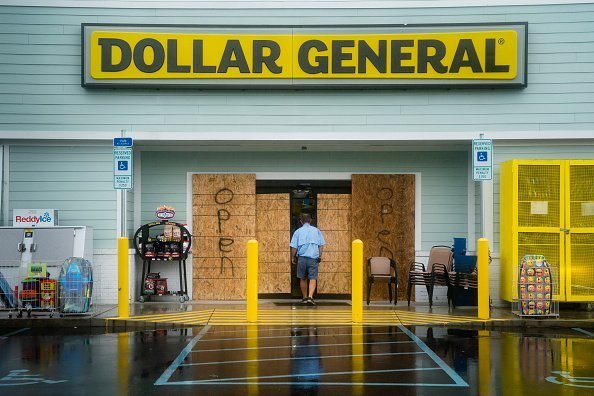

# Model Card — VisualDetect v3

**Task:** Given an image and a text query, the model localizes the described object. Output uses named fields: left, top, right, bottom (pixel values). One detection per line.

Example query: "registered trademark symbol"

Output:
left=498, top=38, right=505, bottom=45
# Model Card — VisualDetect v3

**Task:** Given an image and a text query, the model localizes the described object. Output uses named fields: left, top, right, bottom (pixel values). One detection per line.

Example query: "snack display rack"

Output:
left=133, top=221, right=191, bottom=303
left=513, top=254, right=559, bottom=318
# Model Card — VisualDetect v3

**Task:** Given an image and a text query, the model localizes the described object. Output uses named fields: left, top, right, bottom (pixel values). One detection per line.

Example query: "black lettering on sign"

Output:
left=193, top=40, right=216, bottom=73
left=485, top=38, right=509, bottom=73
left=133, top=38, right=165, bottom=73
left=391, top=40, right=415, bottom=74
left=298, top=40, right=328, bottom=74
left=332, top=40, right=356, bottom=74
left=167, top=39, right=190, bottom=73
left=358, top=40, right=386, bottom=74
left=217, top=209, right=230, bottom=234
left=450, top=39, right=483, bottom=73
left=98, top=38, right=132, bottom=72
left=215, top=188, right=234, bottom=204
left=253, top=40, right=282, bottom=74
left=218, top=40, right=250, bottom=73
left=417, top=39, right=447, bottom=74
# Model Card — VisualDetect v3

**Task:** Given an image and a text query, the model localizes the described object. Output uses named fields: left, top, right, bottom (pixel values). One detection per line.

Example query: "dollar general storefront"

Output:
left=1, top=1, right=593, bottom=306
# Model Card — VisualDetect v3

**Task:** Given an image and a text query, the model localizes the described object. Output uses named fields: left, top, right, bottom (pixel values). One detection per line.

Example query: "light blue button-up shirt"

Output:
left=290, top=223, right=326, bottom=259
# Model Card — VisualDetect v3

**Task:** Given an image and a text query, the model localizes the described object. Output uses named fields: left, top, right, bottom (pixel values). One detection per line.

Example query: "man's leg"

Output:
left=300, top=278, right=308, bottom=299
left=308, top=279, right=317, bottom=298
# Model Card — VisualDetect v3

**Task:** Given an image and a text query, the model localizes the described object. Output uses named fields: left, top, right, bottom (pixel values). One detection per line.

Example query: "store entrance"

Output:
left=256, top=180, right=351, bottom=298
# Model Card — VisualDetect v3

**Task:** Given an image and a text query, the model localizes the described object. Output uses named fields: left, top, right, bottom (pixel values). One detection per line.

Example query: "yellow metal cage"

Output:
left=500, top=159, right=594, bottom=302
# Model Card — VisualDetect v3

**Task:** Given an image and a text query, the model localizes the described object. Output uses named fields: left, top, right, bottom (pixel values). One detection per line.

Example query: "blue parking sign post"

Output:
left=473, top=139, right=493, bottom=181
left=114, top=148, right=133, bottom=189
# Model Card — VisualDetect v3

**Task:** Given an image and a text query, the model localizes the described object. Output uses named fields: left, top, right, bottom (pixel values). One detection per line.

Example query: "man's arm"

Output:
left=291, top=247, right=297, bottom=264
left=318, top=245, right=324, bottom=262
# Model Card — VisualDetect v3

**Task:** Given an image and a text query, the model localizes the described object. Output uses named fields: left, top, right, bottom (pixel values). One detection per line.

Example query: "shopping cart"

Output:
left=0, top=266, right=57, bottom=318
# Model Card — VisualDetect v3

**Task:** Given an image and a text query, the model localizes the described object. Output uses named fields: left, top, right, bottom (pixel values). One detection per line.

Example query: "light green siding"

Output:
left=8, top=145, right=116, bottom=249
left=0, top=4, right=593, bottom=134
left=141, top=150, right=469, bottom=251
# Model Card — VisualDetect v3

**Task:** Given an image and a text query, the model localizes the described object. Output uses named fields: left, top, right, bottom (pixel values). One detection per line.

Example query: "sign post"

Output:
left=473, top=138, right=493, bottom=181
left=115, top=134, right=132, bottom=318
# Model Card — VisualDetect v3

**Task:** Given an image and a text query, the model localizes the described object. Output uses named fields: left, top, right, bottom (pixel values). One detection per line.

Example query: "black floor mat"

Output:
left=273, top=301, right=351, bottom=307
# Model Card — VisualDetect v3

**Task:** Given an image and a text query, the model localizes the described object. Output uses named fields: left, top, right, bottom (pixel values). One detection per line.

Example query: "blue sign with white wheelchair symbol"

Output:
left=477, top=151, right=488, bottom=162
left=118, top=161, right=128, bottom=171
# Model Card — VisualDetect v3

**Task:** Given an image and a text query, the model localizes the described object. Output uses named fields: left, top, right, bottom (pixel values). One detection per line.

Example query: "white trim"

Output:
left=2, top=0, right=592, bottom=9
left=188, top=171, right=422, bottom=252
left=186, top=171, right=193, bottom=300
left=133, top=150, right=141, bottom=233
left=467, top=146, right=476, bottom=252
left=2, top=145, right=9, bottom=227
left=1, top=131, right=594, bottom=142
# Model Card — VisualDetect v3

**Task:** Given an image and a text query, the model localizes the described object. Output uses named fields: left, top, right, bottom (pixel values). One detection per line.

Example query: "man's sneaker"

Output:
left=301, top=298, right=309, bottom=304
left=307, top=297, right=317, bottom=306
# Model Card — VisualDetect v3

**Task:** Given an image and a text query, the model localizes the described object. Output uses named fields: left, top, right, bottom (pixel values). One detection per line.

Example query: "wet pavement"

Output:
left=0, top=325, right=592, bottom=395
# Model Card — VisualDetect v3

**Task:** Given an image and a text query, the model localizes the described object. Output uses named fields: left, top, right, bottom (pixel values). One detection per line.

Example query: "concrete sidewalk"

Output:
left=1, top=300, right=593, bottom=330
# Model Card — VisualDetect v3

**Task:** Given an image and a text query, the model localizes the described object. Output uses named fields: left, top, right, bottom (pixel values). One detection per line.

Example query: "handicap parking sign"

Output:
left=118, top=160, right=128, bottom=171
left=477, top=151, right=488, bottom=162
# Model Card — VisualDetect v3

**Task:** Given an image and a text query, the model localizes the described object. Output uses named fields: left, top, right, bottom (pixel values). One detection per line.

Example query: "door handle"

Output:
left=17, top=243, right=26, bottom=252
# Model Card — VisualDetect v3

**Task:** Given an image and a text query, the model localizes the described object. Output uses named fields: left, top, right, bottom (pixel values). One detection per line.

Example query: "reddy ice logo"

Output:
left=15, top=212, right=52, bottom=224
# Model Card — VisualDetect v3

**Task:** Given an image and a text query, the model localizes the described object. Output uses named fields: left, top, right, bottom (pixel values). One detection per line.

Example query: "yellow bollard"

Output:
left=477, top=238, right=490, bottom=320
left=352, top=239, right=364, bottom=324
left=478, top=330, right=491, bottom=396
left=117, top=237, right=129, bottom=319
left=352, top=324, right=364, bottom=395
left=247, top=239, right=259, bottom=323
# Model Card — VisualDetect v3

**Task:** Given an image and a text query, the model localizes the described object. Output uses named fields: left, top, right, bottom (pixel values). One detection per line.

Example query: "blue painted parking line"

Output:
left=154, top=325, right=210, bottom=386
left=572, top=328, right=594, bottom=337
left=171, top=367, right=443, bottom=385
left=0, top=328, right=30, bottom=340
left=156, top=325, right=469, bottom=388
left=180, top=351, right=425, bottom=366
left=191, top=340, right=416, bottom=353
left=398, top=324, right=469, bottom=387
left=199, top=330, right=404, bottom=342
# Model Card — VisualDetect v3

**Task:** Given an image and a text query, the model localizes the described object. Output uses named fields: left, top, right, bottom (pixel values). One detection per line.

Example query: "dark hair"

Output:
left=300, top=213, right=312, bottom=223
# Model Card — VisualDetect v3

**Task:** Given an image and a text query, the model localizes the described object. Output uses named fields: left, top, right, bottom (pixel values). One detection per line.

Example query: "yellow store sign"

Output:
left=82, top=23, right=527, bottom=88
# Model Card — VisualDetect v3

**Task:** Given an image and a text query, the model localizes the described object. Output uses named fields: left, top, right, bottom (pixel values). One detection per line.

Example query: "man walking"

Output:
left=290, top=213, right=325, bottom=306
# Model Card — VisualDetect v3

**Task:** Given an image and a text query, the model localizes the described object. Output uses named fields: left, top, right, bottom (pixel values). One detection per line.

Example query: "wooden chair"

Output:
left=366, top=257, right=397, bottom=305
left=407, top=245, right=454, bottom=308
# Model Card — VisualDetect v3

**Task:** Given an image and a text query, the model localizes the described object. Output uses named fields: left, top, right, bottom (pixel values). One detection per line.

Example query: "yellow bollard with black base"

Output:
left=477, top=238, right=490, bottom=320
left=117, top=237, right=129, bottom=319
left=352, top=239, right=364, bottom=324
left=247, top=239, right=259, bottom=323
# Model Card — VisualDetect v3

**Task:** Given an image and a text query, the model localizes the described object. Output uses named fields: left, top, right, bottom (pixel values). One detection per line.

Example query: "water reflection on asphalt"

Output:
left=0, top=325, right=592, bottom=395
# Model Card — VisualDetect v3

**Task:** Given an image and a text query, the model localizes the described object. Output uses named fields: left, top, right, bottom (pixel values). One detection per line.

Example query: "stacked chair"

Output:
left=406, top=246, right=454, bottom=308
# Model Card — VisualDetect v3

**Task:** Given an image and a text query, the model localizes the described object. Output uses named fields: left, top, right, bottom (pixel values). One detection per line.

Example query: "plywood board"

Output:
left=192, top=174, right=256, bottom=300
left=317, top=194, right=352, bottom=294
left=256, top=193, right=291, bottom=294
left=352, top=174, right=415, bottom=301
